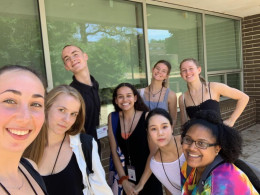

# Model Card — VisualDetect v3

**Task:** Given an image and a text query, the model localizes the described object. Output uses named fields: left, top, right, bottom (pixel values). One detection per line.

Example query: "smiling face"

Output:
left=147, top=114, right=173, bottom=148
left=152, top=63, right=169, bottom=82
left=180, top=60, right=201, bottom=83
left=0, top=70, right=45, bottom=153
left=182, top=124, right=221, bottom=173
left=62, top=45, right=88, bottom=74
left=47, top=93, right=81, bottom=136
left=115, top=86, right=137, bottom=111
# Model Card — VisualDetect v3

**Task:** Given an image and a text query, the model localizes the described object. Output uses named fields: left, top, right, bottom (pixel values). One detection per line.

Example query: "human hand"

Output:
left=223, top=118, right=235, bottom=127
left=122, top=180, right=137, bottom=195
left=134, top=182, right=144, bottom=194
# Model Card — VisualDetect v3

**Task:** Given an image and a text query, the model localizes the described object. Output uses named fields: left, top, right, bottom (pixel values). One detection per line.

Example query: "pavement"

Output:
left=240, top=124, right=260, bottom=168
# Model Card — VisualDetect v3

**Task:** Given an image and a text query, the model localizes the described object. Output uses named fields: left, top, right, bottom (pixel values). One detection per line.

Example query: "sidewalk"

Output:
left=240, top=124, right=260, bottom=168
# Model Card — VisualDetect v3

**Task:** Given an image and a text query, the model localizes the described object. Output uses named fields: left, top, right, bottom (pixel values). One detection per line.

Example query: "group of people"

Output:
left=0, top=44, right=258, bottom=195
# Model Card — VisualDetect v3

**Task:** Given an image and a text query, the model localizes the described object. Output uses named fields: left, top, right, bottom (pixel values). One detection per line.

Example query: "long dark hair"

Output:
left=146, top=108, right=173, bottom=129
left=112, top=83, right=149, bottom=112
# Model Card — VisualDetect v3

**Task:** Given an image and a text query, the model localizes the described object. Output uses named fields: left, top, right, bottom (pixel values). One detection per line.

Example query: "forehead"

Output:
left=53, top=93, right=80, bottom=108
left=62, top=46, right=82, bottom=56
left=149, top=114, right=170, bottom=125
left=0, top=70, right=44, bottom=95
left=117, top=86, right=133, bottom=95
left=155, top=63, right=168, bottom=70
left=186, top=124, right=215, bottom=141
left=181, top=61, right=197, bottom=69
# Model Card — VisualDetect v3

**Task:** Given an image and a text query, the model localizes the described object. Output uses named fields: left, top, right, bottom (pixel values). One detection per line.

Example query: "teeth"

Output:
left=122, top=103, right=129, bottom=106
left=8, top=129, right=29, bottom=136
left=189, top=153, right=200, bottom=157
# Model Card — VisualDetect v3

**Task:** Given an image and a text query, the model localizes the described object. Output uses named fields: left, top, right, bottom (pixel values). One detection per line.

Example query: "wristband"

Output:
left=118, top=176, right=129, bottom=185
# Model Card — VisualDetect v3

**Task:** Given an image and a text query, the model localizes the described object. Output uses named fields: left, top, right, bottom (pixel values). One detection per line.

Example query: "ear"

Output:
left=83, top=53, right=88, bottom=61
left=134, top=95, right=137, bottom=102
left=197, top=66, right=202, bottom=74
left=215, top=145, right=221, bottom=154
left=115, top=98, right=118, bottom=105
left=64, top=64, right=70, bottom=71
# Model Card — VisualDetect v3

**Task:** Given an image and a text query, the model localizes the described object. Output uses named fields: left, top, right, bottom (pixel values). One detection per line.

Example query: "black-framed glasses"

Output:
left=182, top=136, right=218, bottom=149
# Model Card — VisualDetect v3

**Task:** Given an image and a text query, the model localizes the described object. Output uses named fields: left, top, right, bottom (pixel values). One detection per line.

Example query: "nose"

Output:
left=188, top=141, right=197, bottom=150
left=63, top=113, right=70, bottom=122
left=16, top=105, right=31, bottom=123
left=158, top=128, right=163, bottom=135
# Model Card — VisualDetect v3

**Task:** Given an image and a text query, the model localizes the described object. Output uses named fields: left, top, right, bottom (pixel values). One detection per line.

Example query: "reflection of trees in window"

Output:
left=0, top=14, right=45, bottom=81
left=48, top=21, right=146, bottom=104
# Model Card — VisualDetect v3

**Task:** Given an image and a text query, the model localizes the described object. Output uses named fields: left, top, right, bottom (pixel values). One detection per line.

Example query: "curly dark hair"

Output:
left=112, top=83, right=149, bottom=112
left=181, top=110, right=242, bottom=163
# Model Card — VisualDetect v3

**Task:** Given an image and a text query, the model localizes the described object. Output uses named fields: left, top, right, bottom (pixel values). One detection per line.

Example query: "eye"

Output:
left=184, top=137, right=192, bottom=144
left=71, top=112, right=78, bottom=117
left=3, top=99, right=16, bottom=104
left=150, top=127, right=157, bottom=131
left=58, top=108, right=65, bottom=113
left=163, top=125, right=168, bottom=129
left=197, top=141, right=207, bottom=148
left=31, top=102, right=43, bottom=108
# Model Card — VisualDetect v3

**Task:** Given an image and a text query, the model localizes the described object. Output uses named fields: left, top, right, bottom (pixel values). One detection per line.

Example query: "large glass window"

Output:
left=45, top=0, right=146, bottom=124
left=0, top=0, right=45, bottom=79
left=205, top=15, right=241, bottom=71
left=146, top=5, right=203, bottom=95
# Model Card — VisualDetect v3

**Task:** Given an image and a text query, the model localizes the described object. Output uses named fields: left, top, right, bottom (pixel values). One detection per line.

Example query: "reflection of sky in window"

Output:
left=148, top=29, right=171, bottom=41
left=73, top=23, right=144, bottom=42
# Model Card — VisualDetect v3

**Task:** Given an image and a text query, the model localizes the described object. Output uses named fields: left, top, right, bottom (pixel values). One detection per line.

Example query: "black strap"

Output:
left=20, top=158, right=48, bottom=195
left=80, top=133, right=94, bottom=175
left=197, top=155, right=224, bottom=193
left=234, top=159, right=260, bottom=193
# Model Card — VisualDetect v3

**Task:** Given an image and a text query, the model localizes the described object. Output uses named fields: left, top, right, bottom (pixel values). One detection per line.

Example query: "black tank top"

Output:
left=42, top=153, right=84, bottom=195
left=185, top=82, right=221, bottom=119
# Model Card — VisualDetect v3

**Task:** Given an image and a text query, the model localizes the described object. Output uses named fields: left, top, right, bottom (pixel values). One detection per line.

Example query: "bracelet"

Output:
left=118, top=176, right=129, bottom=185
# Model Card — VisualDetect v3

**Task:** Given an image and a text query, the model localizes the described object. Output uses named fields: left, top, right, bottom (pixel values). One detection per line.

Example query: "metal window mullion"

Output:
left=38, top=0, right=53, bottom=91
left=202, top=13, right=208, bottom=82
left=142, top=1, right=151, bottom=85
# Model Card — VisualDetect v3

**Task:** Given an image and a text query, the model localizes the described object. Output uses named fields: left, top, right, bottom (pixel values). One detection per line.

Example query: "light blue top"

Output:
left=139, top=88, right=169, bottom=111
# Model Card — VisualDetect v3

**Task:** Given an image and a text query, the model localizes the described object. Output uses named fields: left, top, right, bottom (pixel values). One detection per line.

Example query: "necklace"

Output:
left=51, top=134, right=66, bottom=174
left=122, top=109, right=136, bottom=165
left=149, top=85, right=162, bottom=97
left=148, top=85, right=163, bottom=110
left=159, top=137, right=181, bottom=191
left=122, top=109, right=136, bottom=139
left=188, top=82, right=203, bottom=106
left=0, top=167, right=37, bottom=195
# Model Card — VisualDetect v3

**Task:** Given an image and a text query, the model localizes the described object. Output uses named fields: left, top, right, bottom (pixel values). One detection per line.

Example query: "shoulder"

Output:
left=168, top=89, right=177, bottom=98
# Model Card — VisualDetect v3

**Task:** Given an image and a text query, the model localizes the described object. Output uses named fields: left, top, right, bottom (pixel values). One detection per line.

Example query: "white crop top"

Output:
left=150, top=153, right=185, bottom=195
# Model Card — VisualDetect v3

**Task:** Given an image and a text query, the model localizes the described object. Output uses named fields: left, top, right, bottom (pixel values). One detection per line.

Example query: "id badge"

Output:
left=96, top=125, right=108, bottom=139
left=127, top=165, right=136, bottom=182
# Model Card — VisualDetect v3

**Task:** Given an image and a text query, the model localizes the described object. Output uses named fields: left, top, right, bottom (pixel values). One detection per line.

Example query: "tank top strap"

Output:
left=139, top=88, right=145, bottom=98
left=208, top=82, right=212, bottom=99
left=163, top=88, right=170, bottom=102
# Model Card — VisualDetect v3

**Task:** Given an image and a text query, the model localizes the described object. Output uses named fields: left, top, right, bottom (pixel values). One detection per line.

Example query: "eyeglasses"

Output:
left=182, top=136, right=218, bottom=149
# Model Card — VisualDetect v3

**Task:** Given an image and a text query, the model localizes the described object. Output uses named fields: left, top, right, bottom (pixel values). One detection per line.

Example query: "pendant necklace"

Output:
left=0, top=166, right=37, bottom=195
left=51, top=133, right=66, bottom=174
left=159, top=137, right=181, bottom=191
left=148, top=85, right=163, bottom=110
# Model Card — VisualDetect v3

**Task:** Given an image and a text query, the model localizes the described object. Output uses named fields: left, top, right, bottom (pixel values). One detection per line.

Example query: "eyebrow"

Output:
left=63, top=50, right=80, bottom=60
left=0, top=89, right=44, bottom=99
left=149, top=122, right=169, bottom=127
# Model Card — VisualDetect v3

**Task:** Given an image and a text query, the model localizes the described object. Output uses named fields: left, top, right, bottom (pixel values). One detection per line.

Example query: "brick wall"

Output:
left=242, top=14, right=260, bottom=123
left=100, top=98, right=256, bottom=177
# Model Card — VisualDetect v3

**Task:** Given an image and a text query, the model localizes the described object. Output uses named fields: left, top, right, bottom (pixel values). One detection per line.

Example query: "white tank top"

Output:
left=150, top=153, right=185, bottom=195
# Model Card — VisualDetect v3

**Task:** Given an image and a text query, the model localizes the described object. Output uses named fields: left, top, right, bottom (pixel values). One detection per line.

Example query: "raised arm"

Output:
left=212, top=82, right=249, bottom=127
left=108, top=113, right=136, bottom=194
left=168, top=90, right=178, bottom=127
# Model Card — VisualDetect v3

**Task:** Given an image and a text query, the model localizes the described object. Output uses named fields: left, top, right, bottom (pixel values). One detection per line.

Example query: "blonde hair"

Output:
left=24, top=85, right=86, bottom=164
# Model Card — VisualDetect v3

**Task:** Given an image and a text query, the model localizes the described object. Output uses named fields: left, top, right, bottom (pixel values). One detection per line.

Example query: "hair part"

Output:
left=153, top=60, right=172, bottom=88
left=180, top=58, right=207, bottom=88
left=145, top=108, right=173, bottom=129
left=24, top=85, right=85, bottom=164
left=181, top=110, right=242, bottom=163
left=112, top=83, right=149, bottom=112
